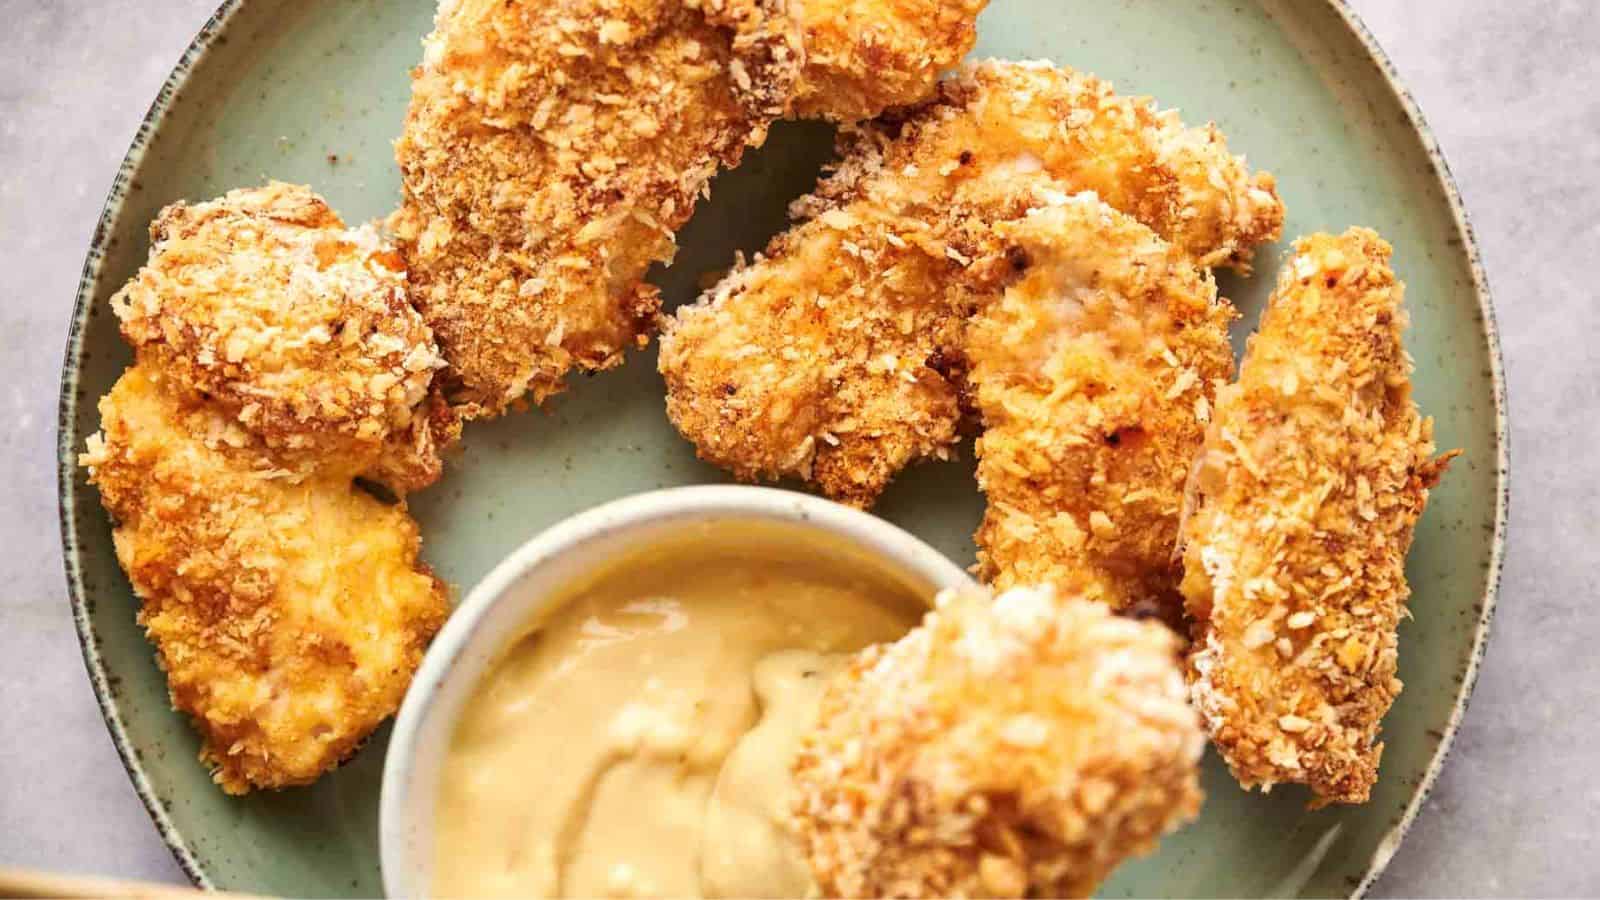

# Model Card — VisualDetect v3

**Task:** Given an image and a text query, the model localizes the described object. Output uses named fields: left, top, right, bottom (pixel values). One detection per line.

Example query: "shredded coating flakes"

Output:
left=660, top=60, right=1281, bottom=507
left=1180, top=229, right=1455, bottom=806
left=792, top=585, right=1205, bottom=898
left=395, top=0, right=990, bottom=420
left=81, top=187, right=451, bottom=794
left=790, top=0, right=987, bottom=121
left=393, top=0, right=802, bottom=418
left=113, top=182, right=454, bottom=492
left=659, top=189, right=975, bottom=506
left=971, top=192, right=1237, bottom=614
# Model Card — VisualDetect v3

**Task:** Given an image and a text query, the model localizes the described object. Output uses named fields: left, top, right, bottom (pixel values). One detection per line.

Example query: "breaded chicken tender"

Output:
left=1181, top=229, right=1455, bottom=806
left=82, top=370, right=449, bottom=794
left=789, top=0, right=987, bottom=122
left=826, top=61, right=1284, bottom=272
left=659, top=180, right=982, bottom=506
left=792, top=585, right=1204, bottom=898
left=112, top=182, right=455, bottom=492
left=660, top=60, right=1281, bottom=505
left=81, top=185, right=451, bottom=793
left=392, top=0, right=801, bottom=418
left=971, top=193, right=1236, bottom=613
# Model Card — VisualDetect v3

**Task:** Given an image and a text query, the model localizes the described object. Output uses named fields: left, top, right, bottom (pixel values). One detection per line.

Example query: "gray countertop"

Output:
left=0, top=1, right=1587, bottom=895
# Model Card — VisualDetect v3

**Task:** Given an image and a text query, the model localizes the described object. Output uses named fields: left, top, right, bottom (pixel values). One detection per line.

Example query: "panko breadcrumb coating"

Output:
left=660, top=60, right=1281, bottom=506
left=1181, top=229, right=1455, bottom=806
left=971, top=192, right=1236, bottom=614
left=659, top=172, right=994, bottom=506
left=392, top=0, right=801, bottom=418
left=394, top=0, right=992, bottom=420
left=113, top=182, right=454, bottom=493
left=826, top=61, right=1284, bottom=272
left=81, top=186, right=451, bottom=793
left=82, top=370, right=449, bottom=794
left=792, top=585, right=1204, bottom=898
left=790, top=0, right=987, bottom=122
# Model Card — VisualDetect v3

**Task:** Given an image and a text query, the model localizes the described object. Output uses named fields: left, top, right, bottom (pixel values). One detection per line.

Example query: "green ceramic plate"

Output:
left=58, top=0, right=1505, bottom=896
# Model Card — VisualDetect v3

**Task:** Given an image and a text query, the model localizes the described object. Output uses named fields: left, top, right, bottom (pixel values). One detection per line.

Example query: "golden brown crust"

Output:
left=821, top=61, right=1285, bottom=272
left=82, top=368, right=449, bottom=795
left=792, top=585, right=1204, bottom=898
left=659, top=189, right=978, bottom=506
left=82, top=186, right=452, bottom=793
left=660, top=60, right=1282, bottom=507
left=789, top=0, right=987, bottom=121
left=970, top=193, right=1236, bottom=614
left=113, top=182, right=450, bottom=493
left=393, top=0, right=802, bottom=418
left=1180, top=229, right=1454, bottom=806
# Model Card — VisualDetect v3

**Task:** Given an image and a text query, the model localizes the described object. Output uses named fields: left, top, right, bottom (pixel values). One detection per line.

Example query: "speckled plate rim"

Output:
left=54, top=0, right=1508, bottom=895
left=1320, top=3, right=1509, bottom=894
left=56, top=0, right=246, bottom=889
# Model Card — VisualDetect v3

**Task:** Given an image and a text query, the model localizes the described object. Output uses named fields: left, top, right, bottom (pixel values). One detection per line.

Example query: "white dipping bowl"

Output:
left=379, top=485, right=975, bottom=898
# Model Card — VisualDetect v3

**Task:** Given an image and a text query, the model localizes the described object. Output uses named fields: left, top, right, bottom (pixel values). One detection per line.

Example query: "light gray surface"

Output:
left=0, top=0, right=1586, bottom=896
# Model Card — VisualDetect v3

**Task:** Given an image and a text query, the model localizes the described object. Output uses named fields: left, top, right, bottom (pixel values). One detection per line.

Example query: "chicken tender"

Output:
left=660, top=60, right=1281, bottom=506
left=792, top=585, right=1204, bottom=898
left=790, top=0, right=987, bottom=122
left=114, top=182, right=454, bottom=492
left=82, top=370, right=449, bottom=794
left=394, top=0, right=993, bottom=419
left=1181, top=229, right=1455, bottom=806
left=971, top=193, right=1236, bottom=613
left=659, top=183, right=981, bottom=505
left=81, top=186, right=451, bottom=793
left=392, top=0, right=801, bottom=418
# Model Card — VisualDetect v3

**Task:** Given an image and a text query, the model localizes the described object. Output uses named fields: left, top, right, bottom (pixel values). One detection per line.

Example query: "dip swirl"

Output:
left=432, top=530, right=924, bottom=898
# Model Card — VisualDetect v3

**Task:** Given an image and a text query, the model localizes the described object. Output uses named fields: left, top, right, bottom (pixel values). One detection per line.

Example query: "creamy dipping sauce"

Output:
left=432, top=527, right=925, bottom=898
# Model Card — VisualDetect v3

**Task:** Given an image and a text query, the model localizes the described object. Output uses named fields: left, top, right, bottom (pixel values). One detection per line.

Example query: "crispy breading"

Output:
left=792, top=585, right=1204, bottom=898
left=1180, top=229, right=1455, bottom=806
left=392, top=0, right=994, bottom=420
left=817, top=61, right=1284, bottom=272
left=658, top=178, right=981, bottom=505
left=392, top=0, right=802, bottom=418
left=82, top=368, right=449, bottom=795
left=81, top=186, right=451, bottom=793
left=660, top=60, right=1281, bottom=506
left=970, top=193, right=1236, bottom=613
left=789, top=0, right=987, bottom=122
left=114, top=182, right=453, bottom=493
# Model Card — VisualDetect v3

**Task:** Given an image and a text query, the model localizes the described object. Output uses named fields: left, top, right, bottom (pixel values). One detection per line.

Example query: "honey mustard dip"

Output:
left=431, top=528, right=924, bottom=898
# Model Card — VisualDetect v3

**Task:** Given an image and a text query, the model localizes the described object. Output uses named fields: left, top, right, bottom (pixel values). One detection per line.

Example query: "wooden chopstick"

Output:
left=0, top=866, right=264, bottom=899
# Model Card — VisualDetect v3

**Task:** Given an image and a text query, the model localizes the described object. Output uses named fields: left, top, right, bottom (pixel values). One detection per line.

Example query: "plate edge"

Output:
left=56, top=0, right=248, bottom=890
left=52, top=1, right=1511, bottom=896
left=1317, top=2, right=1510, bottom=897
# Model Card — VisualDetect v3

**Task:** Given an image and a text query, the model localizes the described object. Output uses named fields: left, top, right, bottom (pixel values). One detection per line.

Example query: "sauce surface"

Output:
left=432, top=530, right=924, bottom=898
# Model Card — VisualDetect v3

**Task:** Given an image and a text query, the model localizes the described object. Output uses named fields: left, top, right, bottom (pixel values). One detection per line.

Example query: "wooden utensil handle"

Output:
left=0, top=866, right=261, bottom=899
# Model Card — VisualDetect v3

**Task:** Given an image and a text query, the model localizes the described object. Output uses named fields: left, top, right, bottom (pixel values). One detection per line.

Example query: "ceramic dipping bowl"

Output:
left=379, top=484, right=976, bottom=898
